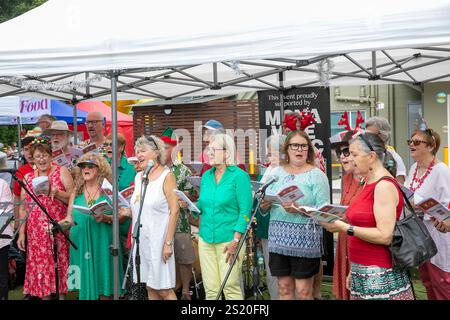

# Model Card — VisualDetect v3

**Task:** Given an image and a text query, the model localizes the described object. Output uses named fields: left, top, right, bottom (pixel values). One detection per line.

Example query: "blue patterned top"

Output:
left=266, top=166, right=330, bottom=258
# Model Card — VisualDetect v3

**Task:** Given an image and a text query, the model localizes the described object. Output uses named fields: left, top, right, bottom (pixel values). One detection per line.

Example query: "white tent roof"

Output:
left=0, top=0, right=450, bottom=101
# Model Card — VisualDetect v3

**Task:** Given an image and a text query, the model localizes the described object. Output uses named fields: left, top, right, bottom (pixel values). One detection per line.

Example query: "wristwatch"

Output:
left=347, top=225, right=355, bottom=236
left=233, top=238, right=240, bottom=243
left=165, top=241, right=173, bottom=246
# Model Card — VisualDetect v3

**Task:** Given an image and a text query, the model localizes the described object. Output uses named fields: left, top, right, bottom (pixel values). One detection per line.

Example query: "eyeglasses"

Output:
left=79, top=163, right=98, bottom=169
left=335, top=147, right=350, bottom=158
left=86, top=120, right=103, bottom=126
left=33, top=154, right=51, bottom=160
left=103, top=142, right=113, bottom=147
left=287, top=143, right=309, bottom=151
left=407, top=139, right=428, bottom=146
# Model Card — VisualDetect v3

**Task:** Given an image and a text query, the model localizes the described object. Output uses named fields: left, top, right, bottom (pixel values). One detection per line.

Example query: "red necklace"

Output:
left=410, top=158, right=435, bottom=192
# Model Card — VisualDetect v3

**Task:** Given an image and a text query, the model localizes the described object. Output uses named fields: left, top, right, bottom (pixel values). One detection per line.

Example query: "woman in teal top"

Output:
left=196, top=133, right=253, bottom=300
left=67, top=153, right=124, bottom=300
left=260, top=131, right=330, bottom=300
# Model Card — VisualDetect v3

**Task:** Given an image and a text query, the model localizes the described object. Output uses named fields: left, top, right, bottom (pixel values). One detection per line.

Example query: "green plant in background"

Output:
left=0, top=0, right=47, bottom=23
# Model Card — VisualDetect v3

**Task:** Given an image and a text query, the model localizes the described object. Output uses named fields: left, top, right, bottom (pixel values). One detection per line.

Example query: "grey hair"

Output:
left=266, top=134, right=287, bottom=155
left=366, top=116, right=391, bottom=143
left=209, top=133, right=236, bottom=165
left=351, top=132, right=397, bottom=176
left=134, top=135, right=166, bottom=165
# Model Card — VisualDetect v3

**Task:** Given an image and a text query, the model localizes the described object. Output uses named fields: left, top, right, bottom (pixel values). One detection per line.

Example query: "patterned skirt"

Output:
left=349, top=263, right=414, bottom=300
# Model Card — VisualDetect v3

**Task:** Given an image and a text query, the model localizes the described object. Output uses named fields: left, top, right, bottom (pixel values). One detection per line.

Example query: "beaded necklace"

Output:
left=410, top=158, right=435, bottom=192
left=85, top=185, right=101, bottom=207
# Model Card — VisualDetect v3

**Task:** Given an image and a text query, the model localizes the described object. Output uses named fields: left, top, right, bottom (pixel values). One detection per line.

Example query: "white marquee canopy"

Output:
left=0, top=0, right=450, bottom=101
left=1, top=0, right=450, bottom=299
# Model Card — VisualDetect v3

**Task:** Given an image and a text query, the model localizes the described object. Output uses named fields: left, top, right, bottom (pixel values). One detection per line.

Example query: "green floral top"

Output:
left=169, top=160, right=197, bottom=234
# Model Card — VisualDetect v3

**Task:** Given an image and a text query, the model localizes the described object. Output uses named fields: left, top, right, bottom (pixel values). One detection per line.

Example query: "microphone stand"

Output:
left=216, top=188, right=267, bottom=300
left=122, top=171, right=150, bottom=299
left=11, top=171, right=77, bottom=300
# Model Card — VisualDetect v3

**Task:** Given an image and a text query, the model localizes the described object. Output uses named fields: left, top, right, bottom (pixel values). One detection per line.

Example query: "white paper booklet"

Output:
left=416, top=197, right=450, bottom=221
left=73, top=199, right=113, bottom=216
left=52, top=148, right=70, bottom=167
left=265, top=183, right=304, bottom=205
left=173, top=189, right=200, bottom=213
left=101, top=179, right=132, bottom=208
left=32, top=176, right=50, bottom=196
left=292, top=204, right=348, bottom=223
left=70, top=143, right=98, bottom=160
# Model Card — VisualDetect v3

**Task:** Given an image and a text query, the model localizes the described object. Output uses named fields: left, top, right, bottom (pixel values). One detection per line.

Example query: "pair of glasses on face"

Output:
left=103, top=142, right=113, bottom=147
left=407, top=139, right=428, bottom=147
left=287, top=143, right=309, bottom=151
left=79, top=163, right=98, bottom=169
left=335, top=147, right=350, bottom=158
left=86, top=120, right=103, bottom=126
left=33, top=154, right=51, bottom=160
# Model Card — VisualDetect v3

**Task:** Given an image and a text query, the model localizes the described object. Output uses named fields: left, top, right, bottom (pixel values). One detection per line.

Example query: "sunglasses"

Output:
left=407, top=139, right=428, bottom=146
left=335, top=147, right=350, bottom=158
left=79, top=163, right=98, bottom=169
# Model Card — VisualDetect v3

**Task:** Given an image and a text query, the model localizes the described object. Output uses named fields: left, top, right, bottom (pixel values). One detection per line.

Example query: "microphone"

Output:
left=257, top=176, right=279, bottom=193
left=142, top=160, right=154, bottom=182
left=0, top=168, right=18, bottom=174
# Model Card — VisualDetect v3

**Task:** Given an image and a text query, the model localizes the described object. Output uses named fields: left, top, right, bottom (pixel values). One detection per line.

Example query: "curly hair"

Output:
left=72, top=152, right=112, bottom=196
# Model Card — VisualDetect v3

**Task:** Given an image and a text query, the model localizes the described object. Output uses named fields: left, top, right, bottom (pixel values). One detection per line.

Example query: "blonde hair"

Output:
left=134, top=135, right=166, bottom=165
left=72, top=152, right=112, bottom=196
left=209, top=133, right=236, bottom=165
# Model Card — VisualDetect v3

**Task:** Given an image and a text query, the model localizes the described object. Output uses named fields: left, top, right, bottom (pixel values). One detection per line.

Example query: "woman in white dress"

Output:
left=123, top=135, right=179, bottom=300
left=405, top=128, right=450, bottom=300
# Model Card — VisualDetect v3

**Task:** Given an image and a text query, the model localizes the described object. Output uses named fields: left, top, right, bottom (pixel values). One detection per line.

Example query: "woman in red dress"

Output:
left=330, top=131, right=363, bottom=300
left=17, top=138, right=74, bottom=299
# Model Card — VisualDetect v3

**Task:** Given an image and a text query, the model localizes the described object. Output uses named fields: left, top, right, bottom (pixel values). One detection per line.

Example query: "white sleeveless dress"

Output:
left=130, top=169, right=176, bottom=289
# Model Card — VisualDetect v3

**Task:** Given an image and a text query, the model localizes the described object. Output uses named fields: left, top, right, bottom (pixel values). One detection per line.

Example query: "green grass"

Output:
left=8, top=275, right=428, bottom=300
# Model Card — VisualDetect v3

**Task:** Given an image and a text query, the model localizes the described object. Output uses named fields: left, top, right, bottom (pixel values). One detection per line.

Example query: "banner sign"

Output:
left=19, top=98, right=50, bottom=124
left=257, top=87, right=334, bottom=275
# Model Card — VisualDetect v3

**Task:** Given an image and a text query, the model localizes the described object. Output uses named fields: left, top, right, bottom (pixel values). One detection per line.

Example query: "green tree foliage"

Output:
left=0, top=0, right=47, bottom=23
left=0, top=0, right=47, bottom=145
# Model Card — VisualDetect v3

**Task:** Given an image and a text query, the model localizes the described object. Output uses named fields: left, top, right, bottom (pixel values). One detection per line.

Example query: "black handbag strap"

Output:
left=376, top=176, right=416, bottom=217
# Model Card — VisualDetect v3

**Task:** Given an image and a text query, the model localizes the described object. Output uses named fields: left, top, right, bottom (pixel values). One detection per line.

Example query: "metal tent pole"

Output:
left=279, top=72, right=285, bottom=131
left=110, top=71, right=120, bottom=300
left=71, top=97, right=78, bottom=145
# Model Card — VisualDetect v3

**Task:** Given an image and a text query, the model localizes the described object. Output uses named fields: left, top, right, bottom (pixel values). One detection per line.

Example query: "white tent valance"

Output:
left=0, top=0, right=450, bottom=101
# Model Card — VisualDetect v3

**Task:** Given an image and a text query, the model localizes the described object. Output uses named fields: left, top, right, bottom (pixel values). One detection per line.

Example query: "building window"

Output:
left=330, top=110, right=366, bottom=138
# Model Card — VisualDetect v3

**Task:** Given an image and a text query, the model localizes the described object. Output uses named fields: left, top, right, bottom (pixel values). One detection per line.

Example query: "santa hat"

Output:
left=160, top=127, right=177, bottom=145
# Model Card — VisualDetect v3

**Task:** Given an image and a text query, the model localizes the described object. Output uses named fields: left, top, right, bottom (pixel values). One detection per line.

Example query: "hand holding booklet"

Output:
left=32, top=176, right=50, bottom=196
left=73, top=200, right=113, bottom=216
left=416, top=197, right=450, bottom=221
left=264, top=182, right=304, bottom=205
left=291, top=203, right=348, bottom=223
left=173, top=189, right=200, bottom=214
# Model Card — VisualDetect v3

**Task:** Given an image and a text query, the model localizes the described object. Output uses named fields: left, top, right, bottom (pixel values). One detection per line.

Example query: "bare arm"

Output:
left=51, top=166, right=74, bottom=204
left=321, top=181, right=399, bottom=246
left=17, top=176, right=29, bottom=251
left=162, top=172, right=180, bottom=263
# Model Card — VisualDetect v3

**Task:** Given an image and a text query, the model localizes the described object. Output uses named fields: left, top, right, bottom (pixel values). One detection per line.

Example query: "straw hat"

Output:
left=43, top=120, right=73, bottom=136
